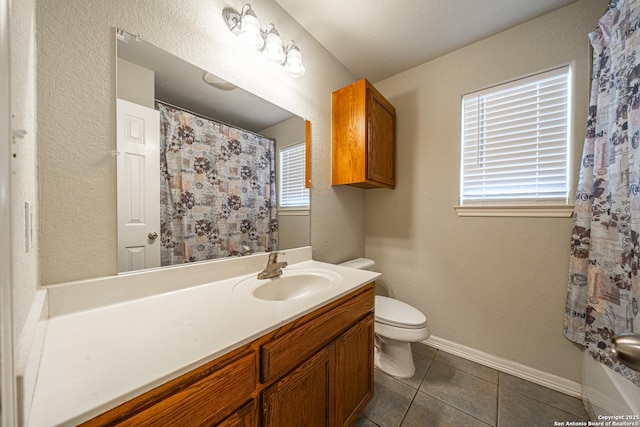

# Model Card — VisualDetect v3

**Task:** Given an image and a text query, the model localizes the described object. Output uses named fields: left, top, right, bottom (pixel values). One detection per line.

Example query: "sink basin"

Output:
left=234, top=268, right=342, bottom=301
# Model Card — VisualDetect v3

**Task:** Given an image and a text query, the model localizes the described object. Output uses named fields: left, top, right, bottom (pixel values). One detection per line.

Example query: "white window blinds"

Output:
left=460, top=66, right=571, bottom=205
left=279, top=142, right=309, bottom=209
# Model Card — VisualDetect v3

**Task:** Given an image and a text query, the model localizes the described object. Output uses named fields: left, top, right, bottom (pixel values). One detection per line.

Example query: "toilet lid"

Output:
left=375, top=296, right=427, bottom=329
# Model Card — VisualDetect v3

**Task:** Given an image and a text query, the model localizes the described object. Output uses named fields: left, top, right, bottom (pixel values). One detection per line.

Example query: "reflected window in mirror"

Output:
left=279, top=143, right=309, bottom=209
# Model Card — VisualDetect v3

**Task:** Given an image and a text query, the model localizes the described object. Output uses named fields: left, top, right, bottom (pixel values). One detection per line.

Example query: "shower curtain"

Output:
left=565, top=0, right=640, bottom=387
left=158, top=102, right=278, bottom=265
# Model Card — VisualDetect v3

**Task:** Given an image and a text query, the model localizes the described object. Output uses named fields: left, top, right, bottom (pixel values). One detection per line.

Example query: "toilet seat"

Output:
left=375, top=296, right=427, bottom=329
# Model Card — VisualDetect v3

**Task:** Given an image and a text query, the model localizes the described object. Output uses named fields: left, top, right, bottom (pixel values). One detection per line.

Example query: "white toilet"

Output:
left=339, top=258, right=430, bottom=378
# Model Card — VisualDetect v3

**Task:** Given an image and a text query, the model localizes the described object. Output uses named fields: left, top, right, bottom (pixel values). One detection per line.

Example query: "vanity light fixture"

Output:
left=222, top=3, right=305, bottom=77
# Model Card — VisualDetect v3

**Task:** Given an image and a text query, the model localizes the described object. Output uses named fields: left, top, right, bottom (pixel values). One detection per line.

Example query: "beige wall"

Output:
left=116, top=58, right=155, bottom=109
left=36, top=0, right=362, bottom=285
left=277, top=213, right=311, bottom=250
left=366, top=0, right=608, bottom=383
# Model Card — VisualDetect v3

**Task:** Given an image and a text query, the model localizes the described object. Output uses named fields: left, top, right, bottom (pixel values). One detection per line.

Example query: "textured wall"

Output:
left=36, top=0, right=361, bottom=285
left=10, top=0, right=37, bottom=342
left=365, top=0, right=608, bottom=383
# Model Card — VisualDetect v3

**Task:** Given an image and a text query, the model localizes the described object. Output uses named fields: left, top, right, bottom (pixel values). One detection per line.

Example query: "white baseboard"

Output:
left=423, top=335, right=582, bottom=398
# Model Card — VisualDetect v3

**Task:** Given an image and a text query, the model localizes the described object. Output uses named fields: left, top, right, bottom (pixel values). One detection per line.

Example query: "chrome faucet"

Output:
left=257, top=252, right=288, bottom=279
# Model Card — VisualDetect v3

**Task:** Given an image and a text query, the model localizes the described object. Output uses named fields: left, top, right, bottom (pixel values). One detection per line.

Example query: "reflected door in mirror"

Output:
left=117, top=99, right=161, bottom=272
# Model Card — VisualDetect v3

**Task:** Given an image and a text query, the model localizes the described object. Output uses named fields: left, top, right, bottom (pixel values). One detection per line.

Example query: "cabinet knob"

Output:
left=148, top=231, right=158, bottom=241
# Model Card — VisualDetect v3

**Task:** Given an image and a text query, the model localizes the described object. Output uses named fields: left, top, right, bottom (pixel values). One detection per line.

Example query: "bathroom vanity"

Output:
left=24, top=248, right=379, bottom=426
left=82, top=283, right=374, bottom=426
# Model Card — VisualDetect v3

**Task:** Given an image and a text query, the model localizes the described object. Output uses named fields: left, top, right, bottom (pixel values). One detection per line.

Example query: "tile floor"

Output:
left=354, top=343, right=589, bottom=427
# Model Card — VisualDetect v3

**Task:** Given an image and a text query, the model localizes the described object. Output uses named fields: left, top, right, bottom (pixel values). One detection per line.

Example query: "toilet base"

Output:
left=374, top=336, right=416, bottom=379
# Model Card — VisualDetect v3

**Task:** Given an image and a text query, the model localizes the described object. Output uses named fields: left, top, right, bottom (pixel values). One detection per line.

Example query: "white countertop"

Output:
left=27, top=253, right=379, bottom=426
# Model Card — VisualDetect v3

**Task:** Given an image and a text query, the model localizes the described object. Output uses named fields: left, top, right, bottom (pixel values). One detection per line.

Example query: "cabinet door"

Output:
left=367, top=88, right=396, bottom=187
left=262, top=347, right=332, bottom=427
left=334, top=314, right=375, bottom=426
left=218, top=399, right=257, bottom=427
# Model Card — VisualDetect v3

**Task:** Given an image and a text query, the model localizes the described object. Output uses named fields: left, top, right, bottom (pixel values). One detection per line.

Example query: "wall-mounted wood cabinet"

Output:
left=332, top=78, right=396, bottom=189
left=81, top=284, right=375, bottom=427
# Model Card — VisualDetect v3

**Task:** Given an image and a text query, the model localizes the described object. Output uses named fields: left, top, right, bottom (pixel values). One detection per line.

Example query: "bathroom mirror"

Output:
left=116, top=29, right=310, bottom=272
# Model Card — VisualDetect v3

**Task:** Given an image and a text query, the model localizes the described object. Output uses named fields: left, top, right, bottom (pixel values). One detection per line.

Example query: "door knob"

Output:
left=148, top=231, right=158, bottom=240
left=611, top=332, right=640, bottom=372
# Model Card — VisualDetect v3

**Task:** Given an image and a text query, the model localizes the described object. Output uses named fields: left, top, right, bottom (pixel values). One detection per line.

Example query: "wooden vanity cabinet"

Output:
left=332, top=78, right=396, bottom=189
left=217, top=399, right=257, bottom=427
left=81, top=283, right=374, bottom=427
left=262, top=315, right=374, bottom=427
left=260, top=286, right=375, bottom=427
left=262, top=346, right=332, bottom=426
left=80, top=348, right=259, bottom=427
left=334, top=315, right=375, bottom=426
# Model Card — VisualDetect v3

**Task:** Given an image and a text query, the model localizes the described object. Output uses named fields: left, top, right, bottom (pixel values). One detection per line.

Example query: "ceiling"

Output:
left=117, top=30, right=296, bottom=132
left=275, top=0, right=580, bottom=82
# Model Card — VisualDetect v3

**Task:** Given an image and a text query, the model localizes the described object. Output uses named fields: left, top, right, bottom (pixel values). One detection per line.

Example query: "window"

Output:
left=458, top=66, right=572, bottom=217
left=279, top=142, right=309, bottom=209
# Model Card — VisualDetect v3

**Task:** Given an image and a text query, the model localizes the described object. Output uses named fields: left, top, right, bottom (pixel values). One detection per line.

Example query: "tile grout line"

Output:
left=397, top=386, right=419, bottom=427
left=409, top=386, right=494, bottom=427
left=396, top=350, right=432, bottom=427
left=412, top=349, right=495, bottom=427
left=370, top=345, right=586, bottom=426
left=496, top=372, right=589, bottom=420
left=433, top=353, right=500, bottom=385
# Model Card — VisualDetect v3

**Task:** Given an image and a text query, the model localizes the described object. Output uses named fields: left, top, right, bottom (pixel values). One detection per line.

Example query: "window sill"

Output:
left=454, top=204, right=574, bottom=218
left=277, top=209, right=310, bottom=216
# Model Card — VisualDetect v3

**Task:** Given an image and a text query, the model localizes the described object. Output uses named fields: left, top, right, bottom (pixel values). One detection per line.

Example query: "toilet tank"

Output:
left=339, top=258, right=376, bottom=271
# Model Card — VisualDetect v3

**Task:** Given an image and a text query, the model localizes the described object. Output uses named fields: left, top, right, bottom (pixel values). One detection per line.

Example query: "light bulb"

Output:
left=238, top=8, right=264, bottom=50
left=285, top=45, right=305, bottom=77
left=264, top=26, right=285, bottom=63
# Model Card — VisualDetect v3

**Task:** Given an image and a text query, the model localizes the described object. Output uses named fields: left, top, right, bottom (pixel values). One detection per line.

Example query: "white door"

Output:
left=116, top=98, right=160, bottom=272
left=1, top=0, right=17, bottom=424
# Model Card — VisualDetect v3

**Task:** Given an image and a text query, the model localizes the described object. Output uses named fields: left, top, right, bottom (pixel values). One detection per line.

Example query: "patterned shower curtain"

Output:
left=158, top=102, right=278, bottom=265
left=565, top=0, right=640, bottom=387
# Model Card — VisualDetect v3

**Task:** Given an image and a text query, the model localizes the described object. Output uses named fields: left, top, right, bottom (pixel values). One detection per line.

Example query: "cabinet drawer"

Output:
left=261, top=285, right=374, bottom=383
left=117, top=352, right=257, bottom=426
